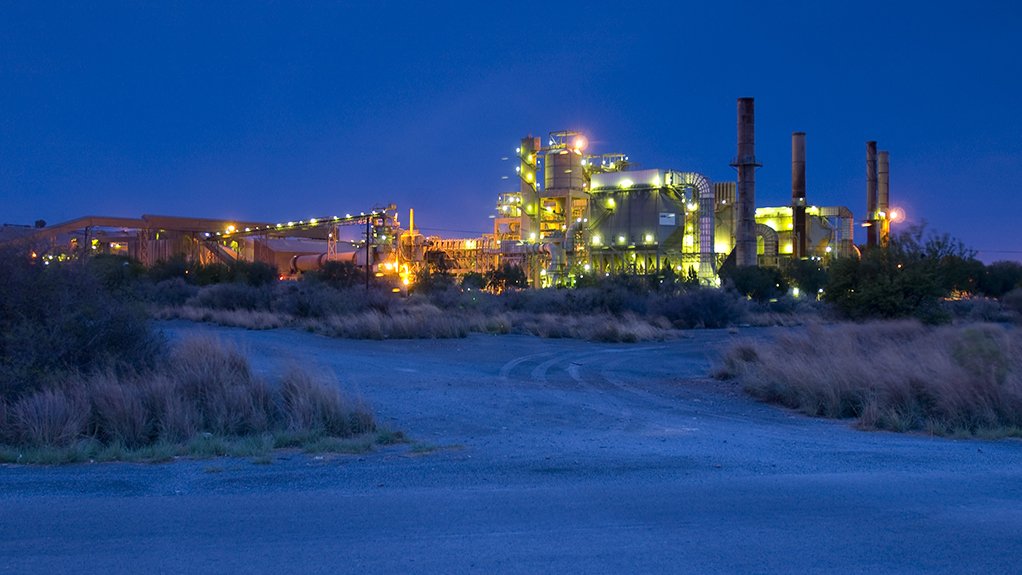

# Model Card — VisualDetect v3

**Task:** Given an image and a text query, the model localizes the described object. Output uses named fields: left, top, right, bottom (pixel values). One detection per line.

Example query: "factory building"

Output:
left=7, top=98, right=888, bottom=290
left=432, top=98, right=857, bottom=287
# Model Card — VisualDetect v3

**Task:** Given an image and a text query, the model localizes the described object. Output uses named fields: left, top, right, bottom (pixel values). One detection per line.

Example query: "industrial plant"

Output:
left=3, top=98, right=901, bottom=289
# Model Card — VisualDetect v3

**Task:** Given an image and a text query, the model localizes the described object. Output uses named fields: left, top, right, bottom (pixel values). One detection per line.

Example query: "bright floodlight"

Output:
left=573, top=136, right=587, bottom=151
left=889, top=208, right=905, bottom=223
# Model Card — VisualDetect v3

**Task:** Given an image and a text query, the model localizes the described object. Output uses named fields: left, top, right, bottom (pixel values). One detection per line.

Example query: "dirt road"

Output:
left=2, top=323, right=1020, bottom=573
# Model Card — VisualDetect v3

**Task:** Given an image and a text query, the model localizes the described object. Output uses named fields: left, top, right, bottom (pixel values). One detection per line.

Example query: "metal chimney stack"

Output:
left=732, top=97, right=760, bottom=267
left=865, top=141, right=878, bottom=247
left=791, top=132, right=807, bottom=259
left=878, top=150, right=890, bottom=245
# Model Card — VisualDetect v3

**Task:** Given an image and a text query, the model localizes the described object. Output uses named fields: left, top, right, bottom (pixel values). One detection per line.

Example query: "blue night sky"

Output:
left=2, top=1, right=1020, bottom=261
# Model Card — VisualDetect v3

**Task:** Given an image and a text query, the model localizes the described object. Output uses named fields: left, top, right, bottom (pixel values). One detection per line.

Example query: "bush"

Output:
left=650, top=288, right=746, bottom=328
left=0, top=249, right=163, bottom=398
left=150, top=277, right=200, bottom=306
left=186, top=282, right=274, bottom=311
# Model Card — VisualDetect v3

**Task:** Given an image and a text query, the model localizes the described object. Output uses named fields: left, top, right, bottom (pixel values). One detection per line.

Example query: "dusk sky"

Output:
left=2, top=1, right=1020, bottom=261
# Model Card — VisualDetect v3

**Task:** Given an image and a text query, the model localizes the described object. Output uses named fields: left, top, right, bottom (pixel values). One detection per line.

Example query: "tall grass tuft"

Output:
left=11, top=388, right=90, bottom=447
left=716, top=321, right=1022, bottom=436
left=169, top=336, right=275, bottom=435
left=280, top=369, right=375, bottom=436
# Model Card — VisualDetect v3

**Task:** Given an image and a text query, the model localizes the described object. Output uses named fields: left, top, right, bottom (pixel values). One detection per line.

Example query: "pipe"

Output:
left=866, top=141, right=878, bottom=247
left=791, top=132, right=807, bottom=259
left=731, top=98, right=760, bottom=267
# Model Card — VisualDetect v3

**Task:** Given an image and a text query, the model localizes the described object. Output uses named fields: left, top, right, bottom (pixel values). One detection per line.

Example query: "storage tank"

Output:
left=544, top=148, right=586, bottom=192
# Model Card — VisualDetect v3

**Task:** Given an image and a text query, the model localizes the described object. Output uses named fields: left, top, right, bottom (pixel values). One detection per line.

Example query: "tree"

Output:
left=823, top=224, right=974, bottom=322
left=783, top=258, right=828, bottom=297
left=980, top=261, right=1022, bottom=298
left=485, top=263, right=527, bottom=293
left=724, top=266, right=787, bottom=302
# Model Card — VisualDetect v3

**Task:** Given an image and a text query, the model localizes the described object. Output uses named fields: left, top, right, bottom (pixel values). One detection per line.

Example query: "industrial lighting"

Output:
left=644, top=233, right=654, bottom=243
left=825, top=246, right=833, bottom=253
left=572, top=136, right=587, bottom=152
left=617, top=235, right=626, bottom=244
left=687, top=202, right=698, bottom=211
left=619, top=179, right=633, bottom=189
left=591, top=235, right=602, bottom=246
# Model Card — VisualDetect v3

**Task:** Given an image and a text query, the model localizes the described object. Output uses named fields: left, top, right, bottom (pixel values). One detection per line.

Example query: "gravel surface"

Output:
left=2, top=322, right=1021, bottom=574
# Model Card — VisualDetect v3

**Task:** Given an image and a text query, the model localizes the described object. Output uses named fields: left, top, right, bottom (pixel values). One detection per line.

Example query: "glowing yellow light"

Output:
left=617, top=235, right=626, bottom=244
left=644, top=233, right=654, bottom=243
left=591, top=235, right=602, bottom=246
left=793, top=287, right=801, bottom=298
left=825, top=246, right=833, bottom=253
left=583, top=264, right=591, bottom=271
left=402, top=278, right=409, bottom=286
left=606, top=198, right=616, bottom=209
left=226, top=225, right=236, bottom=233
left=572, top=136, right=588, bottom=152
left=619, top=179, right=633, bottom=189
left=310, top=218, right=318, bottom=225
left=687, top=202, right=698, bottom=211
left=889, top=208, right=905, bottom=223
left=529, top=232, right=537, bottom=241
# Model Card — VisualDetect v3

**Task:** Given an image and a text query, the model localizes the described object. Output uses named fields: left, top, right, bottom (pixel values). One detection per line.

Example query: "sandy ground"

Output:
left=2, top=322, right=1021, bottom=574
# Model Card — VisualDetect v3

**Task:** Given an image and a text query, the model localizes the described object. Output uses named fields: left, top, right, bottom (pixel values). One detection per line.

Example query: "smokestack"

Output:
left=791, top=132, right=807, bottom=259
left=732, top=97, right=760, bottom=267
left=865, top=141, right=878, bottom=247
left=878, top=151, right=890, bottom=245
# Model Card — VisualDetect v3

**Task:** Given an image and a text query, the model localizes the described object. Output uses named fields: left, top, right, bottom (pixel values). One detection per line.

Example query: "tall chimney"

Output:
left=791, top=132, right=807, bottom=259
left=865, top=141, right=878, bottom=247
left=878, top=150, right=890, bottom=245
left=732, top=97, right=760, bottom=267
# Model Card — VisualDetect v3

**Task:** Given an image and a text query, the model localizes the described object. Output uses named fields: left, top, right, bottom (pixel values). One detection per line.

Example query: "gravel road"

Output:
left=2, top=322, right=1021, bottom=574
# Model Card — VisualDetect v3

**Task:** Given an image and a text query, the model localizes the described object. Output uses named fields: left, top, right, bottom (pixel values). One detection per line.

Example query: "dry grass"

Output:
left=152, top=305, right=288, bottom=329
left=0, top=335, right=378, bottom=458
left=158, top=302, right=676, bottom=342
left=716, top=321, right=1022, bottom=436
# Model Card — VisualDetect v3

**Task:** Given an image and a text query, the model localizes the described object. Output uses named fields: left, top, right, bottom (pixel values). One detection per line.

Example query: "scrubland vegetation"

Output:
left=0, top=250, right=389, bottom=463
left=716, top=322, right=1022, bottom=437
left=4, top=219, right=1022, bottom=454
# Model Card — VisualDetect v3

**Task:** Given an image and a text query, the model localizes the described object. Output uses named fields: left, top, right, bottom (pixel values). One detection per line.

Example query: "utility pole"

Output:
left=365, top=218, right=371, bottom=291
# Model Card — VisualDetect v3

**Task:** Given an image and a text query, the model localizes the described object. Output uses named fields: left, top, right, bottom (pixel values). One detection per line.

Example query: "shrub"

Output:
left=650, top=288, right=746, bottom=328
left=187, top=283, right=274, bottom=311
left=272, top=282, right=355, bottom=318
left=0, top=249, right=163, bottom=398
left=150, top=277, right=200, bottom=306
